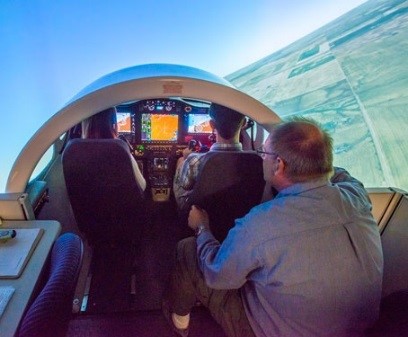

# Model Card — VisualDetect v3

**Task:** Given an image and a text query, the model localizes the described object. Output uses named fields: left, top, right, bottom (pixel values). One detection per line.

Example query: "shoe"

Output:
left=162, top=299, right=190, bottom=337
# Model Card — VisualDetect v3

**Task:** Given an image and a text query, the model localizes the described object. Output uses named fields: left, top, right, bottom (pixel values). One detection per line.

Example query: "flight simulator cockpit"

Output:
left=116, top=98, right=213, bottom=202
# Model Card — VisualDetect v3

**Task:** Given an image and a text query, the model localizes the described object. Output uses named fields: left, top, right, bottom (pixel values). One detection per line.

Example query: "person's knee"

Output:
left=175, top=237, right=199, bottom=274
left=176, top=237, right=197, bottom=258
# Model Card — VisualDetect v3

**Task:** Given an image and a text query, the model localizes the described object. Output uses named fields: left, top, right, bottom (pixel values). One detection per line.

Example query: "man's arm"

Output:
left=173, top=153, right=201, bottom=209
left=174, top=151, right=200, bottom=191
left=130, top=156, right=146, bottom=191
left=331, top=167, right=372, bottom=207
left=189, top=206, right=260, bottom=289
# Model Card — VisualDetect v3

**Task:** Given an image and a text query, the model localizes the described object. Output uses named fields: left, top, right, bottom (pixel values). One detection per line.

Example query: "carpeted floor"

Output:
left=67, top=307, right=226, bottom=337
left=83, top=200, right=187, bottom=314
left=65, top=199, right=224, bottom=336
left=85, top=243, right=137, bottom=314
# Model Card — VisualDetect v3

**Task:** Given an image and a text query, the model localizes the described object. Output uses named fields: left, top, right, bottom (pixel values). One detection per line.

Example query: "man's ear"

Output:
left=112, top=123, right=119, bottom=136
left=209, top=119, right=216, bottom=130
left=274, top=157, right=285, bottom=176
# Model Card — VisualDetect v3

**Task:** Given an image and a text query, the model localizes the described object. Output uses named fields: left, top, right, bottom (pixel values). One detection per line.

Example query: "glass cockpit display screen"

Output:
left=187, top=114, right=212, bottom=134
left=141, top=113, right=179, bottom=142
left=116, top=112, right=132, bottom=133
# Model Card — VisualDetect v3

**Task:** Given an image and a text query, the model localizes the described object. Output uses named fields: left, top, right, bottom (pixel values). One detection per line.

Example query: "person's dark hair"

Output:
left=209, top=103, right=245, bottom=139
left=83, top=107, right=118, bottom=139
left=270, top=116, right=333, bottom=182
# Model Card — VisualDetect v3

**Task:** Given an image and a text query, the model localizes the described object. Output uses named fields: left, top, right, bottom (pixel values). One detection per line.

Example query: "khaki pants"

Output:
left=164, top=237, right=256, bottom=337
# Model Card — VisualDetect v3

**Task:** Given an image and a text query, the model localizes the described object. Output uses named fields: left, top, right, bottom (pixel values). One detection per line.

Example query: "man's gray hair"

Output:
left=269, top=116, right=333, bottom=182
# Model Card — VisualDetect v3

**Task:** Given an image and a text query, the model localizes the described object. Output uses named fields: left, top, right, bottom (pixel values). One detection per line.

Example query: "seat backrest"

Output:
left=368, top=187, right=404, bottom=232
left=62, top=139, right=146, bottom=244
left=18, top=232, right=83, bottom=337
left=380, top=193, right=408, bottom=298
left=186, top=151, right=265, bottom=242
left=367, top=193, right=408, bottom=336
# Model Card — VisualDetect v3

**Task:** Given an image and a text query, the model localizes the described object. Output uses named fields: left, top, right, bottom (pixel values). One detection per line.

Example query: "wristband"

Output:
left=195, top=224, right=208, bottom=237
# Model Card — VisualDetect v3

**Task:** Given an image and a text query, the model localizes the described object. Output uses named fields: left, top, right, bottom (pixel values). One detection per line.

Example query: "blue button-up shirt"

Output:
left=197, top=168, right=383, bottom=337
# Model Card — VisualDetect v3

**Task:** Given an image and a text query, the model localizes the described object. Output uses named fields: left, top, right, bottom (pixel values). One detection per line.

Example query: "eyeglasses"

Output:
left=256, top=146, right=279, bottom=158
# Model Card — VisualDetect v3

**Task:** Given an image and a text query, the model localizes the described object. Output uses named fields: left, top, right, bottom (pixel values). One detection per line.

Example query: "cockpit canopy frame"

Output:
left=6, top=63, right=280, bottom=193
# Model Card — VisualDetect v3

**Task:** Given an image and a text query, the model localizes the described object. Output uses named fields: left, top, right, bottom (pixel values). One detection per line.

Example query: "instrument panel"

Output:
left=116, top=98, right=212, bottom=150
left=115, top=98, right=213, bottom=201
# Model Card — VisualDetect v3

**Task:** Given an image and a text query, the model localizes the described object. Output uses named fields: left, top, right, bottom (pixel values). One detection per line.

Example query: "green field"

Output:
left=227, top=0, right=408, bottom=191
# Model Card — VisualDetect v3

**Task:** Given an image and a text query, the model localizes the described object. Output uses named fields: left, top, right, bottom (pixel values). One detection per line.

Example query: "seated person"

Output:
left=173, top=103, right=245, bottom=210
left=164, top=117, right=383, bottom=337
left=82, top=107, right=146, bottom=191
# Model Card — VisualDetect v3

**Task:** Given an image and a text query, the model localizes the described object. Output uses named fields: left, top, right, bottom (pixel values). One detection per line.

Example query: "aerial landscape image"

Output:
left=227, top=0, right=408, bottom=191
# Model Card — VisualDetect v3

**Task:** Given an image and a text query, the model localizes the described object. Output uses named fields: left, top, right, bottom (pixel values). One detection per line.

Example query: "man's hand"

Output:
left=188, top=205, right=210, bottom=231
left=175, top=147, right=193, bottom=170
left=183, top=146, right=193, bottom=159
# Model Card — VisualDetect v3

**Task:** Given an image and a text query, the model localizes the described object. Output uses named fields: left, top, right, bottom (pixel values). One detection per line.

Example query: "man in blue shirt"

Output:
left=163, top=117, right=383, bottom=337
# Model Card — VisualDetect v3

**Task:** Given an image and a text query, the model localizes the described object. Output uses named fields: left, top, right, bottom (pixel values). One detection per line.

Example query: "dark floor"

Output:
left=66, top=199, right=226, bottom=336
left=84, top=200, right=189, bottom=313
left=67, top=307, right=226, bottom=337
